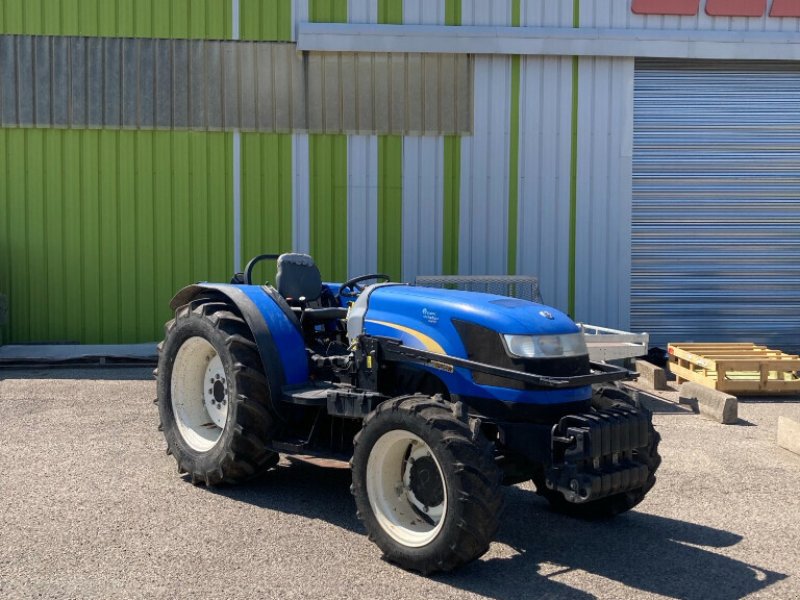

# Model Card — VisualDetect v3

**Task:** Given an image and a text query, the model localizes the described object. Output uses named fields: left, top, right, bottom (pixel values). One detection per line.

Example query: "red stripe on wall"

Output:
left=706, top=0, right=766, bottom=16
left=632, top=0, right=700, bottom=14
left=770, top=0, right=800, bottom=17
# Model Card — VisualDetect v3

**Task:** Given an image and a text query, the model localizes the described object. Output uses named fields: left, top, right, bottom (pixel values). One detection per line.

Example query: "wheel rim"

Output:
left=170, top=336, right=230, bottom=452
left=366, top=430, right=448, bottom=548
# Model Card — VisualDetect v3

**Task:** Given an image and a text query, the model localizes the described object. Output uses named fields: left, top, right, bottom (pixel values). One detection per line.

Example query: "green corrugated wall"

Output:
left=308, top=0, right=349, bottom=281
left=0, top=0, right=231, bottom=38
left=239, top=0, right=294, bottom=286
left=0, top=1, right=235, bottom=343
left=0, top=0, right=355, bottom=343
left=0, top=129, right=233, bottom=343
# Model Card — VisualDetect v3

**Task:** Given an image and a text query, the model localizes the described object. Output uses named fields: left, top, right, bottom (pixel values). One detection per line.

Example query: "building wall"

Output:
left=3, top=0, right=798, bottom=343
left=0, top=3, right=235, bottom=343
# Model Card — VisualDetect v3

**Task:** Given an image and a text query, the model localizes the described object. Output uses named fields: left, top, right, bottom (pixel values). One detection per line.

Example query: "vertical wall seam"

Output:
left=377, top=0, right=402, bottom=281
left=115, top=131, right=122, bottom=341
left=231, top=0, right=241, bottom=272
left=308, top=0, right=347, bottom=280
left=568, top=0, right=580, bottom=317
left=442, top=0, right=461, bottom=276
left=507, top=0, right=521, bottom=275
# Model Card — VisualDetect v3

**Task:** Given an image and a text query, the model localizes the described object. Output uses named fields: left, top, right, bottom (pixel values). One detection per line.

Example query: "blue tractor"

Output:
left=156, top=253, right=661, bottom=573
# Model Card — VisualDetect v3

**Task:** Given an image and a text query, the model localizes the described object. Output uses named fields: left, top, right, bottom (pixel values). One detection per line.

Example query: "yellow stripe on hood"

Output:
left=366, top=320, right=446, bottom=355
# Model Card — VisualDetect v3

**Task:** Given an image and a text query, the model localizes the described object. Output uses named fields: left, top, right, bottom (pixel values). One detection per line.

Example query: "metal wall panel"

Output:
left=514, top=1, right=575, bottom=311
left=0, top=0, right=231, bottom=39
left=458, top=0, right=512, bottom=276
left=240, top=133, right=294, bottom=280
left=0, top=34, right=472, bottom=134
left=346, top=0, right=379, bottom=279
left=573, top=4, right=636, bottom=330
left=574, top=57, right=635, bottom=330
left=0, top=128, right=233, bottom=344
left=401, top=1, right=446, bottom=283
left=632, top=60, right=800, bottom=349
left=520, top=0, right=575, bottom=27
left=347, top=134, right=380, bottom=277
left=516, top=55, right=575, bottom=312
left=402, top=136, right=445, bottom=281
left=585, top=0, right=800, bottom=32
left=292, top=133, right=311, bottom=254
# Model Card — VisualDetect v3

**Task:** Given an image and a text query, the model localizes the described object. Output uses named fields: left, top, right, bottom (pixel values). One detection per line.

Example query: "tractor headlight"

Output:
left=503, top=332, right=588, bottom=358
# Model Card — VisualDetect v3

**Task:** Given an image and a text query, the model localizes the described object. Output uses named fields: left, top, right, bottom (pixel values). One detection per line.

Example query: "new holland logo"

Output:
left=422, top=308, right=439, bottom=324
left=539, top=310, right=554, bottom=320
left=632, top=0, right=799, bottom=17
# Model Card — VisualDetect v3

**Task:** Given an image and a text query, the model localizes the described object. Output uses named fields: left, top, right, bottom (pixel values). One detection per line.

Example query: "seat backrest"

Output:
left=275, top=253, right=322, bottom=301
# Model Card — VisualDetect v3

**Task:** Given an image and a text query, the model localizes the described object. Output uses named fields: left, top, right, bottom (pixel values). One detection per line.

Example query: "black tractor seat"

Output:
left=275, top=253, right=347, bottom=324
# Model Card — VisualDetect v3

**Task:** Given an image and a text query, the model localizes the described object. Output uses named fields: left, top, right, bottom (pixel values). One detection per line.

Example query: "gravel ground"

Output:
left=1, top=367, right=799, bottom=600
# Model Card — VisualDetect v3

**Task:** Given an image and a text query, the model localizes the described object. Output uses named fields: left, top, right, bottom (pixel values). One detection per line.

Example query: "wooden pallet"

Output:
left=668, top=343, right=800, bottom=395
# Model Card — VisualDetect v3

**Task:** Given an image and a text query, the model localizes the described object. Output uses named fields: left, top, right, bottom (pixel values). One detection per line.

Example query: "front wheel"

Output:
left=350, top=396, right=504, bottom=574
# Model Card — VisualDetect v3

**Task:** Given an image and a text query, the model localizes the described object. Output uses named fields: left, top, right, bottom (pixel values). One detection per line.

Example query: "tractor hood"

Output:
left=348, top=284, right=579, bottom=357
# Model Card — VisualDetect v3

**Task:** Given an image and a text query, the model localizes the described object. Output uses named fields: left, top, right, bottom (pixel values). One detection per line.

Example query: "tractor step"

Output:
left=282, top=384, right=333, bottom=406
left=282, top=383, right=385, bottom=416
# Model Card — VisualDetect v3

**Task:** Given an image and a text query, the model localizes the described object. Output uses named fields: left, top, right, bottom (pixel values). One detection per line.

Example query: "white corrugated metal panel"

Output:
left=403, top=137, right=444, bottom=281
left=586, top=0, right=800, bottom=32
left=400, top=2, right=446, bottom=283
left=459, top=0, right=512, bottom=275
left=291, top=0, right=307, bottom=41
left=403, top=0, right=445, bottom=24
left=574, top=57, right=635, bottom=330
left=521, top=0, right=575, bottom=27
left=582, top=0, right=636, bottom=28
left=516, top=55, right=574, bottom=312
left=291, top=2, right=307, bottom=254
left=512, top=1, right=575, bottom=311
left=292, top=133, right=311, bottom=254
left=573, top=0, right=635, bottom=330
left=346, top=1, right=379, bottom=278
left=348, top=0, right=378, bottom=23
left=347, top=135, right=379, bottom=277
left=632, top=60, right=800, bottom=349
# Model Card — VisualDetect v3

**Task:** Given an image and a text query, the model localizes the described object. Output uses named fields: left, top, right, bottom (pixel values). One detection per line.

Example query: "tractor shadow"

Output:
left=0, top=365, right=154, bottom=380
left=438, top=484, right=787, bottom=600
left=212, top=461, right=786, bottom=600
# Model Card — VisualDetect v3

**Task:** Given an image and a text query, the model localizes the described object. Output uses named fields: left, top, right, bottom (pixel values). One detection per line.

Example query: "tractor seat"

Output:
left=275, top=253, right=347, bottom=322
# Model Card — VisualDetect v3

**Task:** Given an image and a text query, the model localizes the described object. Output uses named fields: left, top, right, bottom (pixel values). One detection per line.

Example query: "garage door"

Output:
left=632, top=60, right=800, bottom=351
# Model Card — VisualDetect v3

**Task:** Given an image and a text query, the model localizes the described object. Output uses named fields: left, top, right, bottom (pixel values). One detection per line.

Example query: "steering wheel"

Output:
left=337, top=273, right=390, bottom=300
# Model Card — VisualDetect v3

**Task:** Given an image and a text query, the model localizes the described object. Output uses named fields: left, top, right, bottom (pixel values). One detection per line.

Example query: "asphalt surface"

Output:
left=1, top=367, right=799, bottom=600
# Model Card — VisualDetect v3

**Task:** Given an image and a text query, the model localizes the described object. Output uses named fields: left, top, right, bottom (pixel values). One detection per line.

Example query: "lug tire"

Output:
left=533, top=385, right=662, bottom=518
left=157, top=298, right=280, bottom=486
left=351, top=395, right=504, bottom=574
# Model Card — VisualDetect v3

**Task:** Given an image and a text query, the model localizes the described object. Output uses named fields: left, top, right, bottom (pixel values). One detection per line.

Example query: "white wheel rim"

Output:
left=170, top=336, right=229, bottom=452
left=366, top=430, right=448, bottom=548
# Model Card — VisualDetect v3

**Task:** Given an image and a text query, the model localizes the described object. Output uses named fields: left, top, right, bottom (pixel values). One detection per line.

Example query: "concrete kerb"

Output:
left=634, top=359, right=668, bottom=390
left=777, top=416, right=800, bottom=456
left=679, top=381, right=739, bottom=425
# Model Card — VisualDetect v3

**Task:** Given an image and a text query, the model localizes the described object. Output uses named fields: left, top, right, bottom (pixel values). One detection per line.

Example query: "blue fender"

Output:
left=170, top=283, right=309, bottom=398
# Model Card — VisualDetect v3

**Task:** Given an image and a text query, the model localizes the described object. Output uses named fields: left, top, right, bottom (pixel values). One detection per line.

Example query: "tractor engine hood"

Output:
left=347, top=284, right=581, bottom=359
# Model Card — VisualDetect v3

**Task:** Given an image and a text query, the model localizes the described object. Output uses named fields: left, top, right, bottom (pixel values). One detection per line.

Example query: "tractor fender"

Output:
left=170, top=283, right=310, bottom=402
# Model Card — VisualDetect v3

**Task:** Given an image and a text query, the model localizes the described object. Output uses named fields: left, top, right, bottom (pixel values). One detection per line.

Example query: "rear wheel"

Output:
left=157, top=299, right=280, bottom=485
left=351, top=395, right=504, bottom=574
left=533, top=385, right=661, bottom=518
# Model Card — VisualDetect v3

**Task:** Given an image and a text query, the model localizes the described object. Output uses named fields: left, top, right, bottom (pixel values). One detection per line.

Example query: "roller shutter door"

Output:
left=632, top=60, right=800, bottom=350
